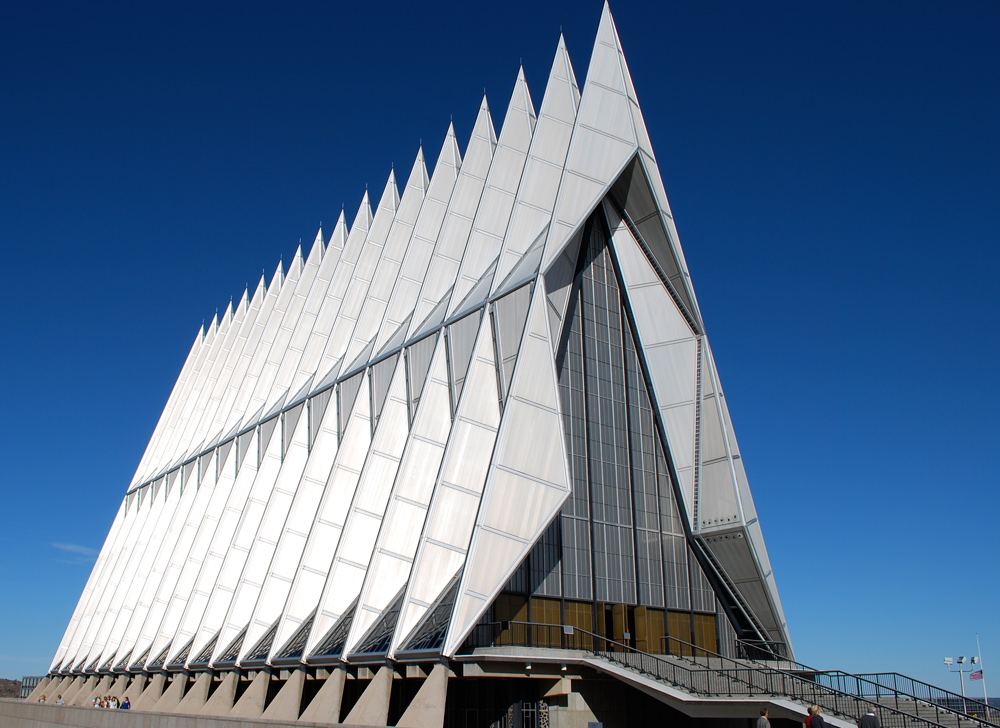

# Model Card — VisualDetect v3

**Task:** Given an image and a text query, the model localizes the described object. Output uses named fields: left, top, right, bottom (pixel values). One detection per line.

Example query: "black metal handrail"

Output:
left=737, top=639, right=1000, bottom=727
left=463, top=621, right=954, bottom=728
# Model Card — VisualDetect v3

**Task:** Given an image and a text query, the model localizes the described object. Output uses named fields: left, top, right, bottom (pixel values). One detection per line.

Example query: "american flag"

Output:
left=971, top=669, right=984, bottom=681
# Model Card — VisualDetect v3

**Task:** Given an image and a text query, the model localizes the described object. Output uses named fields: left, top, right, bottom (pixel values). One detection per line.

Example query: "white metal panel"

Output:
left=131, top=447, right=221, bottom=670
left=117, top=462, right=202, bottom=670
left=447, top=69, right=535, bottom=316
left=392, top=314, right=500, bottom=652
left=343, top=150, right=428, bottom=367
left=288, top=197, right=372, bottom=399
left=407, top=99, right=496, bottom=339
left=540, top=4, right=640, bottom=275
left=374, top=126, right=462, bottom=353
left=444, top=281, right=571, bottom=655
left=313, top=173, right=400, bottom=385
left=492, top=35, right=580, bottom=294
left=182, top=404, right=309, bottom=667
left=276, top=369, right=370, bottom=657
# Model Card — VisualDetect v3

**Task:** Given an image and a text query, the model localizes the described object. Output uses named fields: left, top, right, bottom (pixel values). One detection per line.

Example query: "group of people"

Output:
left=91, top=694, right=130, bottom=709
left=756, top=705, right=881, bottom=728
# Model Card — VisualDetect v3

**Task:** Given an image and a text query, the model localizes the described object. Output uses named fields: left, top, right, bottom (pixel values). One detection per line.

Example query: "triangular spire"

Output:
left=441, top=122, right=462, bottom=171
left=447, top=65, right=537, bottom=314
left=328, top=209, right=348, bottom=251
left=406, top=99, right=496, bottom=338
left=307, top=226, right=324, bottom=265
left=540, top=2, right=638, bottom=276
left=491, top=31, right=580, bottom=294
left=353, top=190, right=374, bottom=239
left=376, top=167, right=401, bottom=217
left=269, top=259, right=284, bottom=290
left=408, top=145, right=430, bottom=195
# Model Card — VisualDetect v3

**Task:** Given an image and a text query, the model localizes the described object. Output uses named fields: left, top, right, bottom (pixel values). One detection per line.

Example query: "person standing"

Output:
left=121, top=697, right=131, bottom=710
left=812, top=706, right=827, bottom=728
left=758, top=707, right=771, bottom=728
left=805, top=705, right=816, bottom=728
left=859, top=706, right=881, bottom=728
left=56, top=695, right=65, bottom=705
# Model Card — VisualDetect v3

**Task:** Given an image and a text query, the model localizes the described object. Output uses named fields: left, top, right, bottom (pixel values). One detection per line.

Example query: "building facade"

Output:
left=41, top=5, right=791, bottom=726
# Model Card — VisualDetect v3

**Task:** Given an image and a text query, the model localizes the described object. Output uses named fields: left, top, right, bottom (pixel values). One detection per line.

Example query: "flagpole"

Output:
left=977, top=634, right=989, bottom=705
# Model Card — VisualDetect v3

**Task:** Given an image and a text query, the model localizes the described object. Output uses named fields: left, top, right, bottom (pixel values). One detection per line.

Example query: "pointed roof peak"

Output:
left=406, top=145, right=430, bottom=193
left=479, top=94, right=490, bottom=112
left=378, top=167, right=401, bottom=212
left=270, top=259, right=284, bottom=289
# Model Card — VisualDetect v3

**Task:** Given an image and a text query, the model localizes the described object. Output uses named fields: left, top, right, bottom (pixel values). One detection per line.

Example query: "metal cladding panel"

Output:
left=129, top=325, right=205, bottom=489
left=314, top=173, right=400, bottom=384
left=283, top=371, right=371, bottom=657
left=154, top=441, right=242, bottom=667
left=344, top=151, right=428, bottom=366
left=250, top=244, right=322, bottom=419
left=448, top=69, right=536, bottom=315
left=50, top=499, right=129, bottom=671
left=131, top=447, right=219, bottom=670
left=392, top=314, right=500, bottom=652
left=541, top=6, right=638, bottom=274
left=375, top=126, right=462, bottom=353
left=89, top=487, right=174, bottom=670
left=289, top=198, right=373, bottom=398
left=119, top=464, right=202, bottom=670
left=99, top=479, right=184, bottom=670
left=407, top=100, right=496, bottom=339
left=266, top=228, right=344, bottom=413
left=220, top=260, right=300, bottom=441
left=198, top=281, right=269, bottom=453
left=444, top=282, right=571, bottom=656
left=308, top=363, right=410, bottom=656
left=492, top=36, right=579, bottom=294
left=187, top=404, right=310, bottom=668
left=609, top=204, right=699, bottom=523
left=168, top=301, right=246, bottom=483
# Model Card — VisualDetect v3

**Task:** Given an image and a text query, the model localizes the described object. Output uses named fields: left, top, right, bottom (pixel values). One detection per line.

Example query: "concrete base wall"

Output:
left=228, top=671, right=270, bottom=719
left=0, top=698, right=359, bottom=727
left=25, top=677, right=51, bottom=703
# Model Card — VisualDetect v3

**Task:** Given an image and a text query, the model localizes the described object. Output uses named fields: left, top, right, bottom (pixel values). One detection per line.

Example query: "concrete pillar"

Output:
left=39, top=676, right=65, bottom=704
left=152, top=672, right=188, bottom=712
left=59, top=676, right=85, bottom=704
left=229, top=670, right=270, bottom=718
left=108, top=674, right=129, bottom=697
left=396, top=664, right=449, bottom=728
left=200, top=671, right=239, bottom=716
left=24, top=676, right=51, bottom=702
left=122, top=674, right=146, bottom=703
left=84, top=674, right=112, bottom=705
left=262, top=668, right=306, bottom=720
left=343, top=666, right=393, bottom=727
left=299, top=668, right=346, bottom=723
left=68, top=675, right=98, bottom=705
left=174, top=672, right=212, bottom=714
left=134, top=672, right=166, bottom=711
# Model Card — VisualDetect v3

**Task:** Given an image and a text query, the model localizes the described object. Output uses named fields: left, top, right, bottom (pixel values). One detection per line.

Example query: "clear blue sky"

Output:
left=1, top=0, right=997, bottom=692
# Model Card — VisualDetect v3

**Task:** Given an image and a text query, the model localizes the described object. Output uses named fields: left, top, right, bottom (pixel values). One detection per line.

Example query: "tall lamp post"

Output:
left=944, top=656, right=979, bottom=714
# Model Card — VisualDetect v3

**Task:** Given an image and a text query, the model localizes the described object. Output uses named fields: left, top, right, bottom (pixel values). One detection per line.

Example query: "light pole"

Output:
left=944, top=656, right=979, bottom=714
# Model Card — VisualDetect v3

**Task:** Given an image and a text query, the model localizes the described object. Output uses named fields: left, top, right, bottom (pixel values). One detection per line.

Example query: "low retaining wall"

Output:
left=0, top=699, right=372, bottom=728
